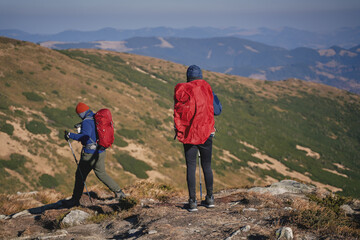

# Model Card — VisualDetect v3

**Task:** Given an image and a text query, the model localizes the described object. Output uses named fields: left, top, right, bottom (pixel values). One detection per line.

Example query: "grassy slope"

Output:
left=0, top=37, right=359, bottom=197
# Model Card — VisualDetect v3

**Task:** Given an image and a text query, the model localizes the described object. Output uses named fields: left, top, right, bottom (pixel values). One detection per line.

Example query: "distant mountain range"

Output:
left=40, top=36, right=360, bottom=93
left=1, top=27, right=360, bottom=93
left=1, top=26, right=360, bottom=49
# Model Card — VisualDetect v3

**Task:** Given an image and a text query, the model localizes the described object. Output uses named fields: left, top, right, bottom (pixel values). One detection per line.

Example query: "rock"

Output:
left=128, top=226, right=143, bottom=235
left=148, top=230, right=157, bottom=235
left=340, top=204, right=355, bottom=215
left=225, top=225, right=251, bottom=239
left=225, top=229, right=241, bottom=240
left=128, top=228, right=138, bottom=234
left=249, top=180, right=316, bottom=195
left=242, top=207, right=257, bottom=212
left=351, top=199, right=360, bottom=210
left=17, top=191, right=38, bottom=196
left=15, top=230, right=68, bottom=239
left=240, top=225, right=251, bottom=232
left=276, top=227, right=293, bottom=240
left=61, top=210, right=90, bottom=227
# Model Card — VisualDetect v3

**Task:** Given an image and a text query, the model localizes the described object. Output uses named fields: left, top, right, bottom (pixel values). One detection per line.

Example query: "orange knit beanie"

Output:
left=76, top=102, right=89, bottom=114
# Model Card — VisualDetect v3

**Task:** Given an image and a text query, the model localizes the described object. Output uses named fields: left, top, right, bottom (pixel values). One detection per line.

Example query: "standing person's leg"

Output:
left=91, top=151, right=125, bottom=198
left=184, top=144, right=198, bottom=199
left=184, top=143, right=199, bottom=211
left=65, top=152, right=92, bottom=207
left=199, top=136, right=215, bottom=207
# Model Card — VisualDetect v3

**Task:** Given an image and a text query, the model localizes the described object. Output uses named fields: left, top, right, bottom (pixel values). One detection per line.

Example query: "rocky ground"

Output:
left=0, top=180, right=359, bottom=240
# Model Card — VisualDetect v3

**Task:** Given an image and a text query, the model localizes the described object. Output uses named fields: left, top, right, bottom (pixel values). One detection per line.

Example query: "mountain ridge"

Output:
left=41, top=36, right=360, bottom=93
left=0, top=37, right=359, bottom=200
left=2, top=25, right=360, bottom=49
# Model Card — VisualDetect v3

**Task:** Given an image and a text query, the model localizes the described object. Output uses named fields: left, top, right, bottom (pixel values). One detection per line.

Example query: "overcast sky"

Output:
left=1, top=0, right=360, bottom=34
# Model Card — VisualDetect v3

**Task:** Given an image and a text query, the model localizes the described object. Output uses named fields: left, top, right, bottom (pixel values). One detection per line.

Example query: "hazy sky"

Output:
left=1, top=0, right=360, bottom=34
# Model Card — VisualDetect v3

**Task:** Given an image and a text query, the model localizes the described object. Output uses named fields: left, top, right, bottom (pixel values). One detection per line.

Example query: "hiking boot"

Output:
left=204, top=195, right=215, bottom=208
left=188, top=198, right=198, bottom=212
left=61, top=198, right=80, bottom=208
left=114, top=190, right=126, bottom=200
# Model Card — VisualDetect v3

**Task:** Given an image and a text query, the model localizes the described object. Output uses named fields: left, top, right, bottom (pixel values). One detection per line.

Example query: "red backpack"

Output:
left=94, top=109, right=114, bottom=149
left=174, top=80, right=215, bottom=145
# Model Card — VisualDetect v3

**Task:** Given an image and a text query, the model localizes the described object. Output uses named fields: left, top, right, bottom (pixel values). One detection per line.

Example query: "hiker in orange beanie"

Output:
left=63, top=102, right=125, bottom=207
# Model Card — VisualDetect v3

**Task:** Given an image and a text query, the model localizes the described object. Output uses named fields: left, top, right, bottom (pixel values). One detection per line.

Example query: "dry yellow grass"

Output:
left=0, top=190, right=64, bottom=215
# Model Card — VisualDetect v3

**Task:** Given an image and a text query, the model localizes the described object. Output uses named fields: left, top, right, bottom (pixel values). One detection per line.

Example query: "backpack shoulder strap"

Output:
left=82, top=116, right=97, bottom=145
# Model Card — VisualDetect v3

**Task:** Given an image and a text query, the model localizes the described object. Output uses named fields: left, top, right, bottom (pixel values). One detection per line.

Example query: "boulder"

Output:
left=249, top=180, right=316, bottom=195
left=276, top=227, right=293, bottom=240
left=61, top=210, right=90, bottom=227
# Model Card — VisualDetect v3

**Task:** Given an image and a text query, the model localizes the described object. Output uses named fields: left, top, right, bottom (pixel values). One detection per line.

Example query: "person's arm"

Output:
left=69, top=120, right=91, bottom=143
left=213, top=92, right=222, bottom=116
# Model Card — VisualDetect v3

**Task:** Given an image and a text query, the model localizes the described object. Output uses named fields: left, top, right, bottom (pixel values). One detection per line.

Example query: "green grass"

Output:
left=113, top=134, right=128, bottom=147
left=22, top=91, right=44, bottom=102
left=59, top=50, right=175, bottom=99
left=0, top=94, right=9, bottom=110
left=0, top=168, right=25, bottom=193
left=39, top=174, right=59, bottom=189
left=155, top=99, right=171, bottom=109
left=0, top=122, right=14, bottom=136
left=42, top=106, right=78, bottom=129
left=211, top=83, right=360, bottom=197
left=114, top=152, right=152, bottom=179
left=116, top=128, right=141, bottom=140
left=50, top=49, right=360, bottom=198
left=25, top=120, right=51, bottom=134
left=140, top=115, right=162, bottom=129
left=0, top=154, right=29, bottom=175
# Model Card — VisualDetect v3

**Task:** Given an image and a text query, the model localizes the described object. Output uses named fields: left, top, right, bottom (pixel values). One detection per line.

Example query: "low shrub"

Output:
left=113, top=135, right=128, bottom=147
left=22, top=92, right=44, bottom=102
left=42, top=106, right=78, bottom=128
left=290, top=194, right=358, bottom=237
left=118, top=197, right=138, bottom=210
left=39, top=174, right=59, bottom=189
left=115, top=153, right=152, bottom=179
left=308, top=193, right=350, bottom=214
left=0, top=94, right=9, bottom=110
left=0, top=122, right=14, bottom=136
left=25, top=120, right=50, bottom=134
left=117, top=128, right=141, bottom=140
left=0, top=154, right=27, bottom=171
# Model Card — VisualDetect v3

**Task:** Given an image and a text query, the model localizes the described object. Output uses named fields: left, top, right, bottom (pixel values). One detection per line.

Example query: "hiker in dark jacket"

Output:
left=174, top=65, right=222, bottom=212
left=62, top=102, right=125, bottom=207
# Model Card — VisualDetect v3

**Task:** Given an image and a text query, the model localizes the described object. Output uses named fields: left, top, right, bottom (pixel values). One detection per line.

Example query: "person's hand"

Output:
left=64, top=130, right=70, bottom=141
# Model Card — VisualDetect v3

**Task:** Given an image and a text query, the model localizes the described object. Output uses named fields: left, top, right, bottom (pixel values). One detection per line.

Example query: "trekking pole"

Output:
left=198, top=150, right=202, bottom=201
left=67, top=140, right=93, bottom=204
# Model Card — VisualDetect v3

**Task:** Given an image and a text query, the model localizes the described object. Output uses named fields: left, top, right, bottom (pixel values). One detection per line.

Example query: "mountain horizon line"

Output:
left=2, top=25, right=360, bottom=50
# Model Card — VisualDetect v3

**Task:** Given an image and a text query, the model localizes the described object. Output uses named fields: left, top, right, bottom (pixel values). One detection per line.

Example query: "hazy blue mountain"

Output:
left=40, top=36, right=360, bottom=93
left=1, top=26, right=360, bottom=49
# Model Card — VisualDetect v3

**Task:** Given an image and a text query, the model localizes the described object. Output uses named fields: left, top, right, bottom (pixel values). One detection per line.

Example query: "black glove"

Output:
left=64, top=130, right=70, bottom=141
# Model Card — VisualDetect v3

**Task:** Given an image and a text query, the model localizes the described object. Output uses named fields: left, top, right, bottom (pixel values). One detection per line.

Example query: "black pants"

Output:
left=72, top=151, right=120, bottom=201
left=183, top=136, right=213, bottom=200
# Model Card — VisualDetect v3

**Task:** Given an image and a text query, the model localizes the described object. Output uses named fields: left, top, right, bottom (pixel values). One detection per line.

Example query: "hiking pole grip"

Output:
left=67, top=140, right=93, bottom=204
